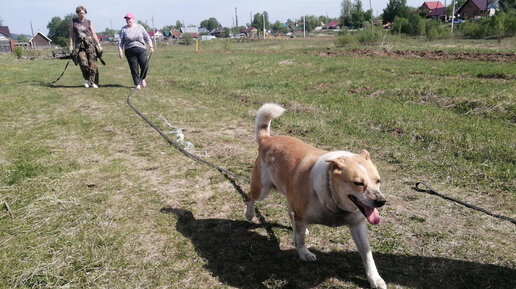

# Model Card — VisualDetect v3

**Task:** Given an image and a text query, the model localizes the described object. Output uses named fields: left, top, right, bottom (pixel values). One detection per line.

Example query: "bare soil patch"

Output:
left=310, top=48, right=516, bottom=62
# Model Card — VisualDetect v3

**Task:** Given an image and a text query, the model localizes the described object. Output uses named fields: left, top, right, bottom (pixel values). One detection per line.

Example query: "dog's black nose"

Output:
left=375, top=199, right=386, bottom=207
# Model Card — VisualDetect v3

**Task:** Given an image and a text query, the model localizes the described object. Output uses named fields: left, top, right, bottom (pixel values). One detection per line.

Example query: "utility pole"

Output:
left=303, top=15, right=306, bottom=38
left=263, top=13, right=265, bottom=38
left=152, top=15, right=157, bottom=50
left=451, top=0, right=456, bottom=35
left=444, top=0, right=447, bottom=22
left=235, top=7, right=238, bottom=28
left=30, top=21, right=35, bottom=49
left=369, top=0, right=373, bottom=30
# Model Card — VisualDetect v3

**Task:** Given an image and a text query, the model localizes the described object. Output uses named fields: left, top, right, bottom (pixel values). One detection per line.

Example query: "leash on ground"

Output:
left=414, top=181, right=516, bottom=225
left=50, top=59, right=71, bottom=84
left=0, top=58, right=71, bottom=87
left=126, top=52, right=250, bottom=183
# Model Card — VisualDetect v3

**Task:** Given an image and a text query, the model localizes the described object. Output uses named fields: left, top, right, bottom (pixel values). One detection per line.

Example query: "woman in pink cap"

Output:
left=118, top=13, right=154, bottom=89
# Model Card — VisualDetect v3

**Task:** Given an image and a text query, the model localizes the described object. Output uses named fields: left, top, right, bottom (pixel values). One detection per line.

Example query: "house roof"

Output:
left=0, top=26, right=11, bottom=37
left=181, top=26, right=199, bottom=34
left=422, top=1, right=445, bottom=9
left=428, top=7, right=446, bottom=16
left=458, top=0, right=488, bottom=12
left=29, top=31, right=52, bottom=43
left=327, top=20, right=339, bottom=28
left=170, top=30, right=182, bottom=38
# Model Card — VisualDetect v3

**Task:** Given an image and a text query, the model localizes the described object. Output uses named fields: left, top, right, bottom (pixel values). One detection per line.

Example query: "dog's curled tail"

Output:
left=255, top=103, right=285, bottom=141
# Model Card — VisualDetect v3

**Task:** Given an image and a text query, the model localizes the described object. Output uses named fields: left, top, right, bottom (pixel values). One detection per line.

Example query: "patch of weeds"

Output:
left=3, top=159, right=43, bottom=185
left=263, top=275, right=289, bottom=289
left=371, top=224, right=401, bottom=254
left=409, top=215, right=427, bottom=223
left=414, top=230, right=447, bottom=244
left=183, top=169, right=200, bottom=179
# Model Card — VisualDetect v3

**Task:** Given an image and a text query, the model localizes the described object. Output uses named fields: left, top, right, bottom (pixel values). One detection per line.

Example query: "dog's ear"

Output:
left=359, top=149, right=370, bottom=160
left=326, top=159, right=345, bottom=175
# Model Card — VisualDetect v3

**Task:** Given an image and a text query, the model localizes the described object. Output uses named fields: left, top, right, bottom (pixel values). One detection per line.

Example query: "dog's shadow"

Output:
left=161, top=206, right=515, bottom=289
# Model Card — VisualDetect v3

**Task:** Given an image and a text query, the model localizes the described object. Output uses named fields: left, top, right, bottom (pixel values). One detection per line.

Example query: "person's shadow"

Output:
left=160, top=205, right=515, bottom=289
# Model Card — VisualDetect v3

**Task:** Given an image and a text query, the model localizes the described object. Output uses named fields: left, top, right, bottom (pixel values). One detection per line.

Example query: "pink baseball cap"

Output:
left=124, top=13, right=134, bottom=19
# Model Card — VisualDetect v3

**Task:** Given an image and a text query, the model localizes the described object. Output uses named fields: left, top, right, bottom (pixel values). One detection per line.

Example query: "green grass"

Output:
left=1, top=37, right=515, bottom=288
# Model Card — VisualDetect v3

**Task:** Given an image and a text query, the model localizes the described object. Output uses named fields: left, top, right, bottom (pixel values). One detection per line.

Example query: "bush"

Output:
left=460, top=20, right=489, bottom=38
left=335, top=33, right=357, bottom=47
left=392, top=15, right=426, bottom=36
left=356, top=29, right=385, bottom=45
left=460, top=12, right=516, bottom=39
left=14, top=47, right=24, bottom=59
left=182, top=33, right=194, bottom=45
left=391, top=16, right=409, bottom=35
left=425, top=20, right=450, bottom=40
left=505, top=11, right=516, bottom=35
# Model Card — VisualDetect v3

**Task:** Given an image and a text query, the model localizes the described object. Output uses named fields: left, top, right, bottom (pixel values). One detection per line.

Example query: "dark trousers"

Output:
left=125, top=47, right=148, bottom=85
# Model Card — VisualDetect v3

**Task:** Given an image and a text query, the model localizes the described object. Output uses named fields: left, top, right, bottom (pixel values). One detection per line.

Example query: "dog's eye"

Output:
left=353, top=181, right=365, bottom=187
left=376, top=179, right=382, bottom=185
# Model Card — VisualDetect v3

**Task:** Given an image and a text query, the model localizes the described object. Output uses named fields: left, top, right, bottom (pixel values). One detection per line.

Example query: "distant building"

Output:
left=420, top=1, right=446, bottom=19
left=455, top=0, right=501, bottom=19
left=28, top=32, right=52, bottom=49
left=0, top=26, right=13, bottom=53
left=181, top=25, right=199, bottom=38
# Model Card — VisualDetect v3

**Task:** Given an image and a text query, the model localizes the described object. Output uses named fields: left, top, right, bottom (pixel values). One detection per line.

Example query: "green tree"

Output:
left=500, top=0, right=516, bottom=10
left=490, top=12, right=505, bottom=42
left=17, top=35, right=28, bottom=42
left=341, top=0, right=354, bottom=26
left=304, top=15, right=319, bottom=32
left=137, top=20, right=151, bottom=31
left=271, top=21, right=289, bottom=35
left=200, top=17, right=220, bottom=31
left=182, top=33, right=193, bottom=45
left=251, top=12, right=270, bottom=32
left=350, top=0, right=372, bottom=28
left=47, top=14, right=74, bottom=47
left=504, top=10, right=516, bottom=35
left=383, top=0, right=410, bottom=23
left=175, top=20, right=183, bottom=30
left=101, top=28, right=117, bottom=37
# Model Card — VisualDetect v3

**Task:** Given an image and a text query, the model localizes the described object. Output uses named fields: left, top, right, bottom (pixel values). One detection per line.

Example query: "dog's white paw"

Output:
left=370, top=276, right=386, bottom=289
left=298, top=248, right=317, bottom=262
left=245, top=202, right=255, bottom=221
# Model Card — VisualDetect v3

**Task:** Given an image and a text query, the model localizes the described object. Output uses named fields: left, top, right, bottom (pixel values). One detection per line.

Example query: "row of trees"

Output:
left=44, top=0, right=516, bottom=47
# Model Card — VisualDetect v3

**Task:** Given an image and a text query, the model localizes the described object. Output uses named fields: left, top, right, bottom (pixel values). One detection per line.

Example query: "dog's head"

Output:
left=326, top=150, right=386, bottom=225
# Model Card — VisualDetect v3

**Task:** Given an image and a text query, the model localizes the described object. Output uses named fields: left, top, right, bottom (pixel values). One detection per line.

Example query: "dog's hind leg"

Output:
left=246, top=158, right=273, bottom=221
left=350, top=222, right=386, bottom=289
left=290, top=211, right=316, bottom=261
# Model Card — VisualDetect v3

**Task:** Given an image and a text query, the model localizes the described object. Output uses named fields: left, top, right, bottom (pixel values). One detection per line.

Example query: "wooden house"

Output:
left=28, top=32, right=52, bottom=49
left=456, top=0, right=488, bottom=19
left=0, top=26, right=13, bottom=53
left=420, top=1, right=446, bottom=19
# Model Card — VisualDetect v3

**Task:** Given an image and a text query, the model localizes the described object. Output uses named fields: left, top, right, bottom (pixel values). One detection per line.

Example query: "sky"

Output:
left=1, top=0, right=427, bottom=35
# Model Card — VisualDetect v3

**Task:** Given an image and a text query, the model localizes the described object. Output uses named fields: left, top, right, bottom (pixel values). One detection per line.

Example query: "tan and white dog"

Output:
left=246, top=103, right=387, bottom=289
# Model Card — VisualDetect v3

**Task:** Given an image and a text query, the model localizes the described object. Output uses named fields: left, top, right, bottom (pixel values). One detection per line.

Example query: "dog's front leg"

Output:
left=290, top=212, right=316, bottom=261
left=350, top=223, right=386, bottom=289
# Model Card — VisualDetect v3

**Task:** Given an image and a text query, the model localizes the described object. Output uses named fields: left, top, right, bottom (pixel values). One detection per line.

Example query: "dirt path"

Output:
left=310, top=48, right=516, bottom=62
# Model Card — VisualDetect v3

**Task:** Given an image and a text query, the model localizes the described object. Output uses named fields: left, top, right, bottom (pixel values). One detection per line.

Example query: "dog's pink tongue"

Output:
left=365, top=207, right=381, bottom=225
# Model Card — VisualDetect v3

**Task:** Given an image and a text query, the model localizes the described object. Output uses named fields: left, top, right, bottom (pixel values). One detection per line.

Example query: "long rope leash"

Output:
left=50, top=59, right=71, bottom=84
left=414, top=181, right=516, bottom=225
left=126, top=52, right=250, bottom=183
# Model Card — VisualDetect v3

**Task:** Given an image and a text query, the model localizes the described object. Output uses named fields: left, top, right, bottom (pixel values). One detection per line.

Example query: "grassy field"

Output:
left=1, top=36, right=515, bottom=288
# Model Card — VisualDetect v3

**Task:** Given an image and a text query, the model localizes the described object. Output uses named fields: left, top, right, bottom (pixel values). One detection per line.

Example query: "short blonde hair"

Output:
left=76, top=6, right=87, bottom=14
